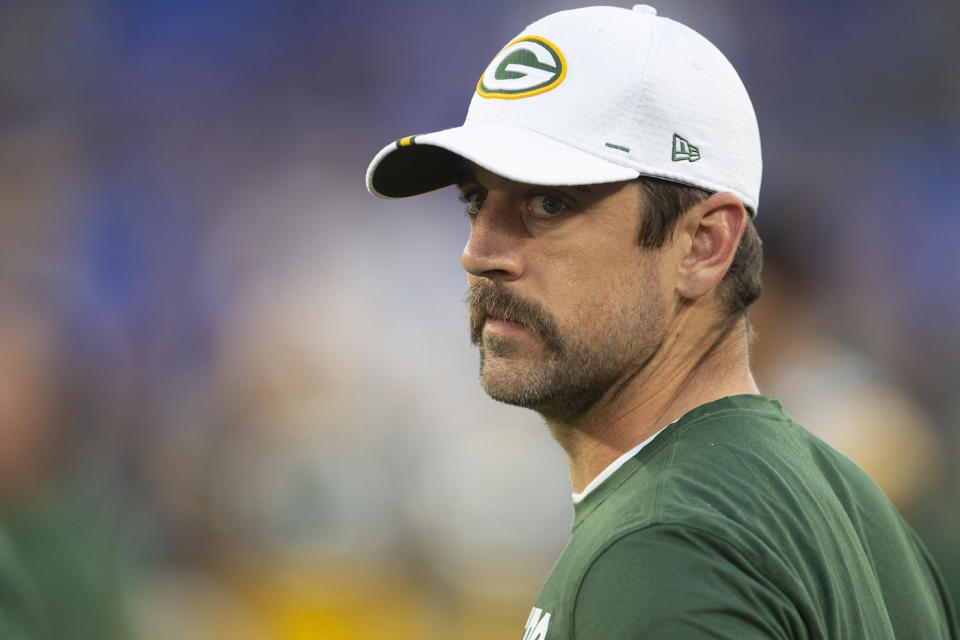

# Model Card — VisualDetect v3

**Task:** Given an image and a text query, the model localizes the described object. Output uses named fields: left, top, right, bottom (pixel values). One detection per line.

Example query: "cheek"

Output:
left=545, top=268, right=638, bottom=331
left=534, top=230, right=661, bottom=327
left=568, top=258, right=665, bottom=328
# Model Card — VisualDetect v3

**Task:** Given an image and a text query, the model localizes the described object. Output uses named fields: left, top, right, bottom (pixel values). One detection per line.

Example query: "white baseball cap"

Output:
left=366, top=4, right=762, bottom=215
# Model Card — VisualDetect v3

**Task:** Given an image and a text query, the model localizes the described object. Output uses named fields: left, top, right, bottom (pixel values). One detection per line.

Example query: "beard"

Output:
left=467, top=280, right=665, bottom=422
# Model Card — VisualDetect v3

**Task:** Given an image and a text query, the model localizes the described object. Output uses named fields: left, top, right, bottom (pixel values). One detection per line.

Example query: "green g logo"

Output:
left=477, top=36, right=567, bottom=99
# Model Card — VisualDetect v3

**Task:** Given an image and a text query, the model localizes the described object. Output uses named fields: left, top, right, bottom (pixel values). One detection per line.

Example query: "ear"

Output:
left=674, top=192, right=748, bottom=302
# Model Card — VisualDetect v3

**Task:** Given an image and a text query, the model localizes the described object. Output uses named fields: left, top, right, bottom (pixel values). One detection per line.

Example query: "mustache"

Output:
left=466, top=281, right=564, bottom=353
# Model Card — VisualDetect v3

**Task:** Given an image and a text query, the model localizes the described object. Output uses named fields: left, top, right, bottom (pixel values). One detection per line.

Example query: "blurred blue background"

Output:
left=0, top=1, right=957, bottom=637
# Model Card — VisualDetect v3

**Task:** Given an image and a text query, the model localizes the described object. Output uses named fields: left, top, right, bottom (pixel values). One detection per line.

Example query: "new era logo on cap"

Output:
left=672, top=133, right=700, bottom=162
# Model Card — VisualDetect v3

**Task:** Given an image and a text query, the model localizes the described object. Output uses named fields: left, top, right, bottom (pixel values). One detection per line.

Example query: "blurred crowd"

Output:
left=0, top=1, right=957, bottom=638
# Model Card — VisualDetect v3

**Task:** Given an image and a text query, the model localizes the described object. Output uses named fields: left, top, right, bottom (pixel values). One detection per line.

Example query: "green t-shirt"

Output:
left=523, top=395, right=958, bottom=639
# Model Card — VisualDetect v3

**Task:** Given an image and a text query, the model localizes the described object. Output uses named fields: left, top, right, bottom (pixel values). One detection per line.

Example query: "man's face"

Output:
left=459, top=165, right=672, bottom=421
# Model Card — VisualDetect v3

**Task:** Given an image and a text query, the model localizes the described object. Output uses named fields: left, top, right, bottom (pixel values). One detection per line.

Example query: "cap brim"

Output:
left=366, top=123, right=640, bottom=199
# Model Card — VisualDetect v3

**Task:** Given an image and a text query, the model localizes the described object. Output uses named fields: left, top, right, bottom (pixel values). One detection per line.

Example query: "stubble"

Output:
left=467, top=280, right=665, bottom=422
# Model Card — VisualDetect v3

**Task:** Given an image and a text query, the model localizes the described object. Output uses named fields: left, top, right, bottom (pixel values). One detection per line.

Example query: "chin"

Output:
left=478, top=351, right=538, bottom=402
left=478, top=354, right=586, bottom=418
left=478, top=343, right=625, bottom=421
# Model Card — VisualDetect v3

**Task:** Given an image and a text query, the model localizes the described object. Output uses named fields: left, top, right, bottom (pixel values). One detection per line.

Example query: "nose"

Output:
left=461, top=195, right=524, bottom=280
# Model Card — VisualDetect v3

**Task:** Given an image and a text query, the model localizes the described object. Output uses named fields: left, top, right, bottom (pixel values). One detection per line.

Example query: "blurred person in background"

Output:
left=0, top=279, right=131, bottom=640
left=751, top=216, right=943, bottom=512
left=751, top=212, right=960, bottom=614
left=365, top=5, right=958, bottom=638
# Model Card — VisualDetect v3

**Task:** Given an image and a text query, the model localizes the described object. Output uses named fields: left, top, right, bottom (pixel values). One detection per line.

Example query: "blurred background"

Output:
left=0, top=0, right=957, bottom=637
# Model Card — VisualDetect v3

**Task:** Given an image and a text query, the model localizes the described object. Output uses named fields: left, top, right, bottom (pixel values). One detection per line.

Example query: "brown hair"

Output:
left=637, top=177, right=763, bottom=318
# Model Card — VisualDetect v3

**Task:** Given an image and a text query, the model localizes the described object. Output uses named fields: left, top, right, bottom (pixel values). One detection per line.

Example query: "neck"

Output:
left=545, top=314, right=758, bottom=494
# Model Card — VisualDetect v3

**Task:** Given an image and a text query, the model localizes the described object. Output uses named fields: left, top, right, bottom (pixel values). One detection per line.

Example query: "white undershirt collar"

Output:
left=571, top=421, right=674, bottom=503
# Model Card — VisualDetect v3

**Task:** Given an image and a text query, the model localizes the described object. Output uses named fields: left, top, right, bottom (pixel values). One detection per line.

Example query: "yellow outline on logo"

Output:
left=476, top=35, right=567, bottom=100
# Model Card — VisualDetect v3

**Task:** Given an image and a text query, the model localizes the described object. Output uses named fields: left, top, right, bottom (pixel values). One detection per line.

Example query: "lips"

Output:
left=487, top=312, right=523, bottom=327
left=483, top=316, right=530, bottom=339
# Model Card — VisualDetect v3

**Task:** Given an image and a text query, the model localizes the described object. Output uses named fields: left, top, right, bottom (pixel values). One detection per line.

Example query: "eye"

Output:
left=458, top=190, right=486, bottom=217
left=529, top=193, right=567, bottom=217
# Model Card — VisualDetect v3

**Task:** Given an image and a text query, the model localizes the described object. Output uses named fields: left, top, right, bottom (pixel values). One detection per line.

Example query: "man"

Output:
left=365, top=5, right=957, bottom=638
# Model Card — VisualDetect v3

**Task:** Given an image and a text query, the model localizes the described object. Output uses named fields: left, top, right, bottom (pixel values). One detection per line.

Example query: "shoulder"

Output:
left=566, top=395, right=933, bottom=639
left=647, top=395, right=881, bottom=525
left=576, top=396, right=833, bottom=559
left=594, top=396, right=825, bottom=530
